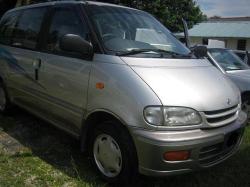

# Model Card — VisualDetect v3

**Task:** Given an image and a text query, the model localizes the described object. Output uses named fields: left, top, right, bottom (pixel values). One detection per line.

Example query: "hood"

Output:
left=121, top=57, right=239, bottom=111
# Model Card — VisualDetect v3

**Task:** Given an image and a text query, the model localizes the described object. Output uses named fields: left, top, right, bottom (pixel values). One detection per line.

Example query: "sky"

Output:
left=195, top=0, right=250, bottom=17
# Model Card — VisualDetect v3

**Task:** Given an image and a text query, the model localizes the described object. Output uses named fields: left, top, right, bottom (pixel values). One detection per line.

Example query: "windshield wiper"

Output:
left=117, top=49, right=191, bottom=58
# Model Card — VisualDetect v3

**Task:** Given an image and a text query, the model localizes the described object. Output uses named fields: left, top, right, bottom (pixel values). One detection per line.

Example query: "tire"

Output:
left=90, top=121, right=138, bottom=185
left=0, top=81, right=11, bottom=114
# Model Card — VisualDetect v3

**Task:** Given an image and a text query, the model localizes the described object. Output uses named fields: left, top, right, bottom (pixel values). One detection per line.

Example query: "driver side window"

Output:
left=46, top=7, right=88, bottom=53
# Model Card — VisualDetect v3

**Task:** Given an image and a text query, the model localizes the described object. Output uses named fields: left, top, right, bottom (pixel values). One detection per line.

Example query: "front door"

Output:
left=34, top=5, right=92, bottom=135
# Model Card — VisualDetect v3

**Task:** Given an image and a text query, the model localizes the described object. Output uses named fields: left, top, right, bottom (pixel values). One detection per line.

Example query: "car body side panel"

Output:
left=34, top=52, right=92, bottom=134
left=0, top=45, right=89, bottom=135
left=86, top=54, right=162, bottom=128
left=0, top=45, right=44, bottom=102
left=0, top=45, right=14, bottom=82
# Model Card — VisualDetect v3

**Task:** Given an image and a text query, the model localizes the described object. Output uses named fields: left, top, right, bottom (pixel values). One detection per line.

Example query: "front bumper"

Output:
left=129, top=111, right=247, bottom=177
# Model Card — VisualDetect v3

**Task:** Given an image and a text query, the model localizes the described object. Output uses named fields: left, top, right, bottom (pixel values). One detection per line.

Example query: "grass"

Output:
left=0, top=108, right=250, bottom=187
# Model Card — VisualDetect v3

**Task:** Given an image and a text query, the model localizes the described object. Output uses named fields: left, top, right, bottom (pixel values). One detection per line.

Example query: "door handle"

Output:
left=33, top=59, right=42, bottom=81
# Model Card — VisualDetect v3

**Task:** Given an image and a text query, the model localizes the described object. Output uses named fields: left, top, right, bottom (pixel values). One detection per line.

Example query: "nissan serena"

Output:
left=0, top=1, right=247, bottom=184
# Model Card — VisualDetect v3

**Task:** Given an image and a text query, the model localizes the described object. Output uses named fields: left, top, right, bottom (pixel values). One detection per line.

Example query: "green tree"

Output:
left=116, top=0, right=207, bottom=32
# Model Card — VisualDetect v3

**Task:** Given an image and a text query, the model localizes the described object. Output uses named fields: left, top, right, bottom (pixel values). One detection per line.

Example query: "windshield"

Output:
left=87, top=5, right=191, bottom=57
left=209, top=48, right=249, bottom=71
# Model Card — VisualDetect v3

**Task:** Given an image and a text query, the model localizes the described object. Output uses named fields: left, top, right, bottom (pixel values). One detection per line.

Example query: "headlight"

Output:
left=144, top=106, right=201, bottom=127
left=163, top=107, right=202, bottom=126
left=144, top=107, right=164, bottom=126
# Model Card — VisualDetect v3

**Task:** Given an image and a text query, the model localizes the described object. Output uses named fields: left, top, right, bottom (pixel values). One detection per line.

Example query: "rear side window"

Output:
left=46, top=7, right=88, bottom=53
left=12, top=7, right=46, bottom=50
left=0, top=11, right=19, bottom=45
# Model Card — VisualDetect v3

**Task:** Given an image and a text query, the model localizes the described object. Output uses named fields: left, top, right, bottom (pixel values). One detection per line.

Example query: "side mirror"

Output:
left=60, top=34, right=94, bottom=60
left=191, top=45, right=208, bottom=58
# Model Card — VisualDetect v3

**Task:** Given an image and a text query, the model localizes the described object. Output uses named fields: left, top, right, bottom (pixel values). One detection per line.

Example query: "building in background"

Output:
left=176, top=17, right=250, bottom=51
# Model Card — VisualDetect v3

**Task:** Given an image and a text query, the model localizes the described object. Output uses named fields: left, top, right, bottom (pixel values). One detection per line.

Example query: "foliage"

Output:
left=115, top=0, right=207, bottom=32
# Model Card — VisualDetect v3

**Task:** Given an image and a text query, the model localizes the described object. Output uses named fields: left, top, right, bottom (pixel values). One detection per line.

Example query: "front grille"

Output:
left=203, top=105, right=239, bottom=128
left=199, top=129, right=243, bottom=166
left=204, top=105, right=237, bottom=115
left=206, top=113, right=235, bottom=123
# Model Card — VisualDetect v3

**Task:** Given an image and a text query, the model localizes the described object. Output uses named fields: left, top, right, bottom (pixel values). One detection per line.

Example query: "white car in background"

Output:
left=207, top=48, right=250, bottom=118
left=231, top=50, right=249, bottom=65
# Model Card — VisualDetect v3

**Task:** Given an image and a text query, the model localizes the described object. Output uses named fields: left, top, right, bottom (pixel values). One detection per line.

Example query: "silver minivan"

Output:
left=0, top=1, right=247, bottom=184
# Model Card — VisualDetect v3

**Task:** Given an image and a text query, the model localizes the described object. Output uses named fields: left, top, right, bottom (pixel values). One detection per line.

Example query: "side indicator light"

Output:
left=96, top=82, right=105, bottom=89
left=164, top=151, right=190, bottom=161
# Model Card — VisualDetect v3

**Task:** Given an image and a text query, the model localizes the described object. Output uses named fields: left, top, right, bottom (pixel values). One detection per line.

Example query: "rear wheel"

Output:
left=0, top=82, right=8, bottom=113
left=91, top=121, right=138, bottom=184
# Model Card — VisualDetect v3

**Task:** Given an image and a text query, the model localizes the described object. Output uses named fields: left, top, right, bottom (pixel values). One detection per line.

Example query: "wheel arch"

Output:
left=80, top=110, right=137, bottom=154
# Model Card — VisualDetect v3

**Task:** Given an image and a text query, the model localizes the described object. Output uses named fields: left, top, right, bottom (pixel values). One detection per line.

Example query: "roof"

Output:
left=8, top=0, right=134, bottom=13
left=8, top=1, right=84, bottom=12
left=176, top=21, right=250, bottom=39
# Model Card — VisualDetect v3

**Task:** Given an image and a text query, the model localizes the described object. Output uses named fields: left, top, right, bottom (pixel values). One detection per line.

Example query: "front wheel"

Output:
left=91, top=121, right=138, bottom=184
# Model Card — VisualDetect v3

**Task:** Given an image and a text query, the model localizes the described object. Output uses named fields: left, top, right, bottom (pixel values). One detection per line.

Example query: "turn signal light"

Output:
left=164, top=151, right=190, bottom=161
left=96, top=82, right=105, bottom=89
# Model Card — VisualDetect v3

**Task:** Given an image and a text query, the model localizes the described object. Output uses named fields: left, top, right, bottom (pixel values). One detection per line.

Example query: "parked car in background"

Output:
left=231, top=50, right=249, bottom=65
left=207, top=48, right=250, bottom=119
left=0, top=1, right=247, bottom=184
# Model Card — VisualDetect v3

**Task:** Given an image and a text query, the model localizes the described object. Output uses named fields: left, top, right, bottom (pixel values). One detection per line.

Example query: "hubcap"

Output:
left=93, top=134, right=122, bottom=178
left=242, top=101, right=250, bottom=121
left=0, top=87, right=6, bottom=111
